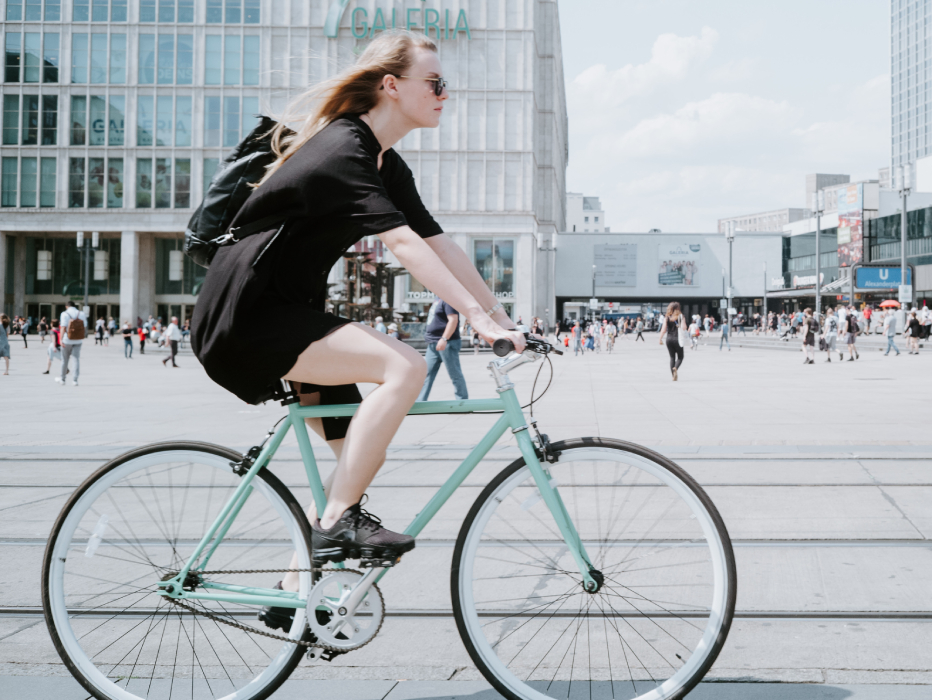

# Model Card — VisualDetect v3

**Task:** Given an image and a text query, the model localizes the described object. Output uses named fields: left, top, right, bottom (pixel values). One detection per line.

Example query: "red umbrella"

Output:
left=879, top=300, right=900, bottom=308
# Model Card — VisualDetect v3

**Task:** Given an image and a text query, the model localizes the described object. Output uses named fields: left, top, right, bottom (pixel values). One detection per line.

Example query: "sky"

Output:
left=557, top=0, right=889, bottom=233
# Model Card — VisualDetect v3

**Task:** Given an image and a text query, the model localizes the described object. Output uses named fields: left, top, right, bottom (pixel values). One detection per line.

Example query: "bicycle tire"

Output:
left=451, top=437, right=737, bottom=700
left=42, top=441, right=313, bottom=700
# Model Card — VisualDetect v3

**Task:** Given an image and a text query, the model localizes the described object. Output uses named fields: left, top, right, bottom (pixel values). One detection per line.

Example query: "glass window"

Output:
left=41, top=95, right=57, bottom=145
left=6, top=0, right=23, bottom=20
left=157, top=34, right=174, bottom=85
left=137, top=95, right=153, bottom=145
left=3, top=95, right=18, bottom=145
left=68, top=157, right=85, bottom=207
left=223, top=95, right=239, bottom=147
left=242, top=95, right=258, bottom=135
left=473, top=239, right=515, bottom=298
left=21, top=94, right=38, bottom=144
left=203, top=157, right=219, bottom=194
left=87, top=157, right=104, bottom=208
left=136, top=157, right=152, bottom=207
left=140, top=0, right=155, bottom=21
left=40, top=157, right=55, bottom=207
left=225, top=0, right=241, bottom=23
left=73, top=0, right=89, bottom=21
left=206, top=0, right=222, bottom=22
left=175, top=95, right=191, bottom=146
left=1, top=158, right=16, bottom=207
left=176, top=34, right=192, bottom=84
left=224, top=36, right=240, bottom=85
left=178, top=0, right=193, bottom=22
left=89, top=95, right=106, bottom=145
left=158, top=0, right=173, bottom=22
left=111, top=0, right=127, bottom=21
left=155, top=157, right=171, bottom=208
left=109, top=34, right=126, bottom=84
left=5, top=34, right=22, bottom=84
left=43, top=33, right=59, bottom=83
left=205, top=35, right=222, bottom=84
left=90, top=33, right=107, bottom=83
left=71, top=33, right=88, bottom=83
left=70, top=95, right=86, bottom=144
left=107, top=157, right=123, bottom=207
left=138, top=34, right=155, bottom=84
left=156, top=94, right=172, bottom=145
left=244, top=0, right=259, bottom=23
left=108, top=95, right=124, bottom=145
left=24, top=0, right=41, bottom=19
left=174, top=158, right=190, bottom=207
left=24, top=33, right=41, bottom=83
left=243, top=35, right=259, bottom=85
left=20, top=157, right=37, bottom=206
left=204, top=95, right=220, bottom=146
left=91, top=0, right=107, bottom=21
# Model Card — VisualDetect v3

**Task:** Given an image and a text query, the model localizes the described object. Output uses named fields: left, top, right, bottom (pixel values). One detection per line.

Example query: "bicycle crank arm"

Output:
left=329, top=566, right=383, bottom=636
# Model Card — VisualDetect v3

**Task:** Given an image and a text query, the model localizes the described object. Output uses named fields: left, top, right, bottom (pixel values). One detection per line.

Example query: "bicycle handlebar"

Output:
left=492, top=334, right=563, bottom=357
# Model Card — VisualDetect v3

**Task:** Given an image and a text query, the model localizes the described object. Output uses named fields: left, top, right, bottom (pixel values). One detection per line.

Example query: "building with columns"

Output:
left=1, top=0, right=567, bottom=328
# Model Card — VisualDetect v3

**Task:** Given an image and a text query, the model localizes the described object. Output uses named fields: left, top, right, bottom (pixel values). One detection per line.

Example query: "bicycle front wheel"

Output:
left=452, top=438, right=736, bottom=700
left=42, top=442, right=313, bottom=700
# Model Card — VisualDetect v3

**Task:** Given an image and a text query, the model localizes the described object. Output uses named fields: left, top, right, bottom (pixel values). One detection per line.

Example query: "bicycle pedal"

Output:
left=359, top=555, right=402, bottom=568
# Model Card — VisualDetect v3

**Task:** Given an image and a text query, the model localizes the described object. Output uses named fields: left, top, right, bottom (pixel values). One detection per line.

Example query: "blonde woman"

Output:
left=658, top=301, right=686, bottom=381
left=191, top=31, right=524, bottom=610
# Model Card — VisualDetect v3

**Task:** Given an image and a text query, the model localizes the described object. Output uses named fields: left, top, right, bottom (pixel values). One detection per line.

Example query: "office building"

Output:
left=566, top=192, right=608, bottom=232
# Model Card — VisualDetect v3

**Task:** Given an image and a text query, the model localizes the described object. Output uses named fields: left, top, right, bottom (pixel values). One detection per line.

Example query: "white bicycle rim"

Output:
left=47, top=450, right=311, bottom=700
left=456, top=446, right=731, bottom=700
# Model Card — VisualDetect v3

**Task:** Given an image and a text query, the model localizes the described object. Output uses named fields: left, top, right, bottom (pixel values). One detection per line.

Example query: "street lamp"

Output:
left=591, top=264, right=597, bottom=322
left=813, top=190, right=823, bottom=318
left=897, top=163, right=912, bottom=310
left=725, top=223, right=735, bottom=322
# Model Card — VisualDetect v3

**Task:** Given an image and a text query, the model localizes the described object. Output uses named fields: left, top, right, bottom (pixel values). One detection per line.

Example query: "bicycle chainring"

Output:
left=306, top=569, right=385, bottom=651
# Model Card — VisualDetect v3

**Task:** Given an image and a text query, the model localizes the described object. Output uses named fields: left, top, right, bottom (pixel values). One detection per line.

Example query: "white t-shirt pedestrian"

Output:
left=60, top=307, right=88, bottom=345
left=164, top=322, right=183, bottom=342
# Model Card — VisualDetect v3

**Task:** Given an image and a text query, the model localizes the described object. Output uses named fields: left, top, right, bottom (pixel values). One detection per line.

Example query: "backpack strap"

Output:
left=225, top=214, right=289, bottom=244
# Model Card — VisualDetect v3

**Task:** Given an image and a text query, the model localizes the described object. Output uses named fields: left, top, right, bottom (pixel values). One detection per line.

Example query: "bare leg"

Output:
left=282, top=323, right=425, bottom=529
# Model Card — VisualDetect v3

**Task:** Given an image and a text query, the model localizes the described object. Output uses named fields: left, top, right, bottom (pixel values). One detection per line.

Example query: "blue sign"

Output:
left=855, top=267, right=912, bottom=289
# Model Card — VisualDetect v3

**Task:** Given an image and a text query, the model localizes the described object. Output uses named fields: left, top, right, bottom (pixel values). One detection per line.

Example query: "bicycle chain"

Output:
left=163, top=567, right=383, bottom=653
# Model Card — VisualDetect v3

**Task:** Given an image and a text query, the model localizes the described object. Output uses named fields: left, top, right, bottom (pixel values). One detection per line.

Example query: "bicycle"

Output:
left=43, top=336, right=736, bottom=700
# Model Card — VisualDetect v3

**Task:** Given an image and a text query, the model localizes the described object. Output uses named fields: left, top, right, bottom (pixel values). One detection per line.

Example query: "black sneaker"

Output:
left=312, top=501, right=415, bottom=568
left=257, top=581, right=296, bottom=631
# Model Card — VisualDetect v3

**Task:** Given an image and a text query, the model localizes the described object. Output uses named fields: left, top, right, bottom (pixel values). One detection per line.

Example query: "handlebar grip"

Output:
left=493, top=338, right=514, bottom=357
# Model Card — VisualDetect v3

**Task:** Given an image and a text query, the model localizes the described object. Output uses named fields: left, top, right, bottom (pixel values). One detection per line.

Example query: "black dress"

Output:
left=191, top=114, right=443, bottom=436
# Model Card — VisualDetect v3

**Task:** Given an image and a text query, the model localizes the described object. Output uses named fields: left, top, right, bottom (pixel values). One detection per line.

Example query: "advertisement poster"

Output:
left=594, top=244, right=637, bottom=287
left=836, top=183, right=863, bottom=267
left=658, top=244, right=701, bottom=286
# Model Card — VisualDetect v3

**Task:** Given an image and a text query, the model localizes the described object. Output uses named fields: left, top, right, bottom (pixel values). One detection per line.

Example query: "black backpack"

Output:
left=184, top=115, right=294, bottom=268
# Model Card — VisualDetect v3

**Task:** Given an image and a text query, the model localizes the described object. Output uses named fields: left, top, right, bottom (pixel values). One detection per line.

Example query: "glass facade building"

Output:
left=891, top=0, right=932, bottom=171
left=2, top=0, right=568, bottom=330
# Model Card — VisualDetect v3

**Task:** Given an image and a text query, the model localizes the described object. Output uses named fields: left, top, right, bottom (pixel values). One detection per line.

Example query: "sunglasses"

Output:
left=395, top=75, right=448, bottom=96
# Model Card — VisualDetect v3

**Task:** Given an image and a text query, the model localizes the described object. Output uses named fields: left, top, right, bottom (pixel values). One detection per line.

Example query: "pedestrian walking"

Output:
left=56, top=301, right=87, bottom=386
left=658, top=301, right=686, bottom=381
left=801, top=308, right=819, bottom=364
left=906, top=310, right=921, bottom=354
left=108, top=316, right=117, bottom=337
left=19, top=316, right=29, bottom=348
left=882, top=309, right=900, bottom=356
left=822, top=307, right=842, bottom=362
left=95, top=317, right=107, bottom=346
left=38, top=317, right=48, bottom=343
left=571, top=321, right=583, bottom=355
left=417, top=298, right=468, bottom=401
left=43, top=319, right=62, bottom=374
left=844, top=310, right=859, bottom=360
left=122, top=321, right=134, bottom=358
left=719, top=316, right=731, bottom=351
left=138, top=324, right=146, bottom=354
left=161, top=316, right=182, bottom=367
left=0, top=314, right=10, bottom=375
left=688, top=317, right=700, bottom=350
left=635, top=317, right=645, bottom=342
left=181, top=319, right=191, bottom=348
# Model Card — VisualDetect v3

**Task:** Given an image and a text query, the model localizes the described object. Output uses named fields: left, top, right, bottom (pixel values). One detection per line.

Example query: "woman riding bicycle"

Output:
left=191, top=31, right=524, bottom=580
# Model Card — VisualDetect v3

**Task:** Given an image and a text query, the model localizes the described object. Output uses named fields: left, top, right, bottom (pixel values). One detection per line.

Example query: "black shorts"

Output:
left=295, top=382, right=363, bottom=442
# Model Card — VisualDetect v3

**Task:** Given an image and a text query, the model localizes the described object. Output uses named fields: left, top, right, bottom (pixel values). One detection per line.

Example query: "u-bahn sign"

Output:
left=855, top=266, right=912, bottom=289
left=325, top=0, right=471, bottom=40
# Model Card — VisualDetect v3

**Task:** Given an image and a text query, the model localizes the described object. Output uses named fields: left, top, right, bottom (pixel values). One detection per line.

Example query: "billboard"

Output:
left=836, top=183, right=863, bottom=268
left=594, top=244, right=637, bottom=287
left=658, top=244, right=701, bottom=286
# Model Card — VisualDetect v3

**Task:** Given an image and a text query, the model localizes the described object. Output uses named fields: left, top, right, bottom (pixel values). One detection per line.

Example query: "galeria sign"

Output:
left=325, top=0, right=471, bottom=40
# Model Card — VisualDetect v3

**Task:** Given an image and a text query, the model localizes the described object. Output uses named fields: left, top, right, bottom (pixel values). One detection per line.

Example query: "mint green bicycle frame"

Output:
left=158, top=386, right=597, bottom=608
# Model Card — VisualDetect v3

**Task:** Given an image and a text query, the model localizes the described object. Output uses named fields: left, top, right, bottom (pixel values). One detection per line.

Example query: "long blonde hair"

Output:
left=255, top=30, right=438, bottom=188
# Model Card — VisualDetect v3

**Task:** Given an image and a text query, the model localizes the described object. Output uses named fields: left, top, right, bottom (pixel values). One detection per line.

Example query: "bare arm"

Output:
left=426, top=234, right=516, bottom=330
left=436, top=313, right=458, bottom=352
left=658, top=317, right=668, bottom=344
left=379, top=227, right=524, bottom=351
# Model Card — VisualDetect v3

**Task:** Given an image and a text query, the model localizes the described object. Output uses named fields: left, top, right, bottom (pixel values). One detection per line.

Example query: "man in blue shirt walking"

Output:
left=418, top=298, right=468, bottom=401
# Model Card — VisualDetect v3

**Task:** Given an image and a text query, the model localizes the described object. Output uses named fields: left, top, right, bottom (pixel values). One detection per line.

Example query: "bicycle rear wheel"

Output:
left=42, top=442, right=313, bottom=700
left=452, top=438, right=736, bottom=700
